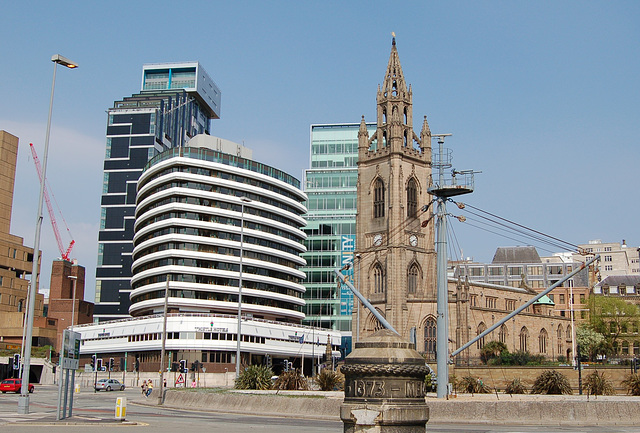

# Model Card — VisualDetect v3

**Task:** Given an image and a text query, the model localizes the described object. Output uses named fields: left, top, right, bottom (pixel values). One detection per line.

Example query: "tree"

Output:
left=587, top=296, right=640, bottom=357
left=480, top=341, right=507, bottom=364
left=576, top=326, right=605, bottom=362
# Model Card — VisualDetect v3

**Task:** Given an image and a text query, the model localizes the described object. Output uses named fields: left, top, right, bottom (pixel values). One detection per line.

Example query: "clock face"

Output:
left=409, top=234, right=418, bottom=247
left=373, top=234, right=383, bottom=246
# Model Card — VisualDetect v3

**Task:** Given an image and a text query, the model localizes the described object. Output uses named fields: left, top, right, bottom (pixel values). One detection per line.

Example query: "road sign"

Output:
left=175, top=373, right=185, bottom=386
left=61, top=329, right=81, bottom=370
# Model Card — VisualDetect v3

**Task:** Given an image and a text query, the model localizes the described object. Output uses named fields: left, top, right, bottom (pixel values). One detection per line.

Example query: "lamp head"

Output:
left=51, top=54, right=78, bottom=69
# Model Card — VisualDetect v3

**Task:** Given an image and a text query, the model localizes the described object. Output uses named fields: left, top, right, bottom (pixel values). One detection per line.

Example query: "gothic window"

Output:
left=519, top=326, right=529, bottom=352
left=407, top=178, right=417, bottom=217
left=499, top=324, right=508, bottom=344
left=557, top=327, right=563, bottom=357
left=374, top=178, right=385, bottom=218
left=424, top=318, right=436, bottom=359
left=539, top=328, right=548, bottom=354
left=476, top=322, right=487, bottom=349
left=566, top=325, right=572, bottom=342
left=407, top=263, right=419, bottom=294
left=373, top=264, right=385, bottom=294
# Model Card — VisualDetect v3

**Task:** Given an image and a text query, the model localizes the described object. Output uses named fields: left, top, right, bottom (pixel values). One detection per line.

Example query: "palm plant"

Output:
left=622, top=373, right=640, bottom=396
left=459, top=375, right=491, bottom=394
left=504, top=378, right=527, bottom=394
left=234, top=365, right=273, bottom=390
left=315, top=368, right=344, bottom=391
left=274, top=368, right=308, bottom=391
left=584, top=370, right=614, bottom=396
left=531, top=370, right=572, bottom=395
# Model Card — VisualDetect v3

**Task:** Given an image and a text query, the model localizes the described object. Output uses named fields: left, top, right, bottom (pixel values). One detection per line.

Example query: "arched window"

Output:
left=499, top=324, right=508, bottom=344
left=476, top=322, right=487, bottom=349
left=557, top=327, right=563, bottom=357
left=374, top=178, right=385, bottom=218
left=519, top=326, right=529, bottom=352
left=407, top=263, right=419, bottom=294
left=406, top=178, right=417, bottom=217
left=424, top=318, right=436, bottom=359
left=17, top=299, right=24, bottom=313
left=373, top=264, right=385, bottom=294
left=404, top=130, right=408, bottom=147
left=539, top=328, right=548, bottom=354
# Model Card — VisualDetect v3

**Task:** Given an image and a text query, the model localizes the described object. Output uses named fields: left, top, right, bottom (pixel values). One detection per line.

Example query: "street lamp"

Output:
left=19, top=53, right=78, bottom=415
left=68, top=275, right=78, bottom=327
left=235, top=197, right=251, bottom=380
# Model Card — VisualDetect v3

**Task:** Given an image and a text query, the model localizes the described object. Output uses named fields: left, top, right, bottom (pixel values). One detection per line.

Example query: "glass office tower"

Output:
left=94, top=62, right=221, bottom=321
left=301, top=123, right=375, bottom=332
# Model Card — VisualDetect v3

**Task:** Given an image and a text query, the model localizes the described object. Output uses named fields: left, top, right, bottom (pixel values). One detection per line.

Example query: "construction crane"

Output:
left=29, top=143, right=75, bottom=261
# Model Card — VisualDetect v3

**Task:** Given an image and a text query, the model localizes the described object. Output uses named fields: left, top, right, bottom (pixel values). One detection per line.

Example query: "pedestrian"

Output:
left=146, top=379, right=153, bottom=397
left=141, top=380, right=148, bottom=397
left=163, top=378, right=167, bottom=389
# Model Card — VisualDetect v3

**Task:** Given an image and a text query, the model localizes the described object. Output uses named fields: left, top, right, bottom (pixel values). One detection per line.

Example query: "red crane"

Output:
left=29, top=143, right=75, bottom=261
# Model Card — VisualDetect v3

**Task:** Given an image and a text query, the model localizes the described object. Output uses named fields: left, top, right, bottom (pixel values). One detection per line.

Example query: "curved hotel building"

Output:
left=76, top=137, right=340, bottom=375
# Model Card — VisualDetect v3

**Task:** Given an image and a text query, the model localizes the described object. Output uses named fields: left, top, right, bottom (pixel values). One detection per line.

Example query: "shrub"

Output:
left=459, top=376, right=491, bottom=394
left=531, top=370, right=572, bottom=395
left=622, top=373, right=640, bottom=396
left=274, top=369, right=308, bottom=391
left=315, top=368, right=343, bottom=391
left=504, top=378, right=527, bottom=394
left=584, top=370, right=614, bottom=396
left=234, top=365, right=273, bottom=390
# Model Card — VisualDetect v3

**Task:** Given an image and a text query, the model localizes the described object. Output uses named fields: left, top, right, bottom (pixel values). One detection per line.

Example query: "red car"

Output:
left=0, top=378, right=34, bottom=393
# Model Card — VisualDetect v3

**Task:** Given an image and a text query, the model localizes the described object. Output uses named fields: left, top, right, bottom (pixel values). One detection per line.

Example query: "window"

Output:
left=519, top=327, right=529, bottom=352
left=488, top=267, right=503, bottom=276
left=476, top=323, right=487, bottom=349
left=604, top=247, right=612, bottom=252
left=528, top=265, right=543, bottom=276
left=406, top=178, right=417, bottom=217
left=485, top=297, right=497, bottom=309
left=559, top=294, right=565, bottom=304
left=557, top=327, right=563, bottom=356
left=499, top=324, right=508, bottom=344
left=374, top=178, right=385, bottom=218
left=424, top=318, right=436, bottom=359
left=620, top=285, right=627, bottom=295
left=604, top=255, right=612, bottom=262
left=505, top=299, right=516, bottom=311
left=579, top=294, right=586, bottom=303
left=373, top=264, right=385, bottom=294
left=539, top=329, right=548, bottom=354
left=407, top=263, right=419, bottom=294
left=604, top=265, right=613, bottom=271
left=470, top=294, right=477, bottom=307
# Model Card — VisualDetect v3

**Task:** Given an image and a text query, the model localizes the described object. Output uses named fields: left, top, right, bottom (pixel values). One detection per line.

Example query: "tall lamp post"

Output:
left=235, top=197, right=251, bottom=380
left=18, top=54, right=78, bottom=415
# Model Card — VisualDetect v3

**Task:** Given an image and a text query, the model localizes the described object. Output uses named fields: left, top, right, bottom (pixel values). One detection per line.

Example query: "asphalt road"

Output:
left=1, top=385, right=639, bottom=433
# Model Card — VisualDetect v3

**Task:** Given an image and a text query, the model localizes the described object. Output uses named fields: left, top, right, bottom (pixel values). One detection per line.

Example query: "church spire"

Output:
left=381, top=32, right=408, bottom=99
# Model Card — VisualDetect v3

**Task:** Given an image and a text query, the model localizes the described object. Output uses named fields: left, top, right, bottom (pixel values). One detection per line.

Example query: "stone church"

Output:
left=353, top=37, right=574, bottom=365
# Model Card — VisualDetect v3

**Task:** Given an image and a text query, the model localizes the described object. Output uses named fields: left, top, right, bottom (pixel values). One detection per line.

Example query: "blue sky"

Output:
left=1, top=1, right=638, bottom=301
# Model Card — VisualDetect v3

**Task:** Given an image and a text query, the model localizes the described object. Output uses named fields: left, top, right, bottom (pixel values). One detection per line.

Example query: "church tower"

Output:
left=355, top=36, right=437, bottom=342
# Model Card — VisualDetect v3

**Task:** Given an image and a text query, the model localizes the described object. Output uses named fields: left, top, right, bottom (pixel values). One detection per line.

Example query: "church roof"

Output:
left=492, top=246, right=541, bottom=264
left=380, top=35, right=409, bottom=98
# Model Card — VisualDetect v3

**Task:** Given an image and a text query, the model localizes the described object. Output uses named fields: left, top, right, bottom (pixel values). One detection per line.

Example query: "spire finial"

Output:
left=391, top=31, right=396, bottom=46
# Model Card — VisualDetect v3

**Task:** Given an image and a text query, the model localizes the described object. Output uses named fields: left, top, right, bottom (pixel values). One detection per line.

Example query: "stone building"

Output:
left=353, top=39, right=573, bottom=365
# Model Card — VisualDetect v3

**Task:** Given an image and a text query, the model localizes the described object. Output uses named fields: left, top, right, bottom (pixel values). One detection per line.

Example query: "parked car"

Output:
left=0, top=378, right=34, bottom=393
left=95, top=378, right=125, bottom=391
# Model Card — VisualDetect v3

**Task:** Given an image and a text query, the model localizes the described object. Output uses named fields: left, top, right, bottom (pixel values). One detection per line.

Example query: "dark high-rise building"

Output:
left=94, top=62, right=221, bottom=321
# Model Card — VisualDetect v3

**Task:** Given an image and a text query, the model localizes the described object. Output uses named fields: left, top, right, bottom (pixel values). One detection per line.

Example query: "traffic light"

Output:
left=179, top=359, right=187, bottom=373
left=90, top=355, right=96, bottom=371
left=97, top=358, right=103, bottom=371
left=265, top=354, right=272, bottom=368
left=109, top=358, right=115, bottom=371
left=171, top=362, right=179, bottom=372
left=13, top=354, right=20, bottom=370
left=283, top=359, right=289, bottom=372
left=135, top=358, right=140, bottom=371
left=190, top=362, right=196, bottom=372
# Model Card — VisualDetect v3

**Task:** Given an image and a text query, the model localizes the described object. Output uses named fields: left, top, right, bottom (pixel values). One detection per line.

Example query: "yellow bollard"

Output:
left=115, top=396, right=127, bottom=420
left=75, top=383, right=80, bottom=393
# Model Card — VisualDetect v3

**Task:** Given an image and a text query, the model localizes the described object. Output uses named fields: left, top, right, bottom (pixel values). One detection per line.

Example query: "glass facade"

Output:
left=94, top=63, right=219, bottom=322
left=301, top=123, right=375, bottom=332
